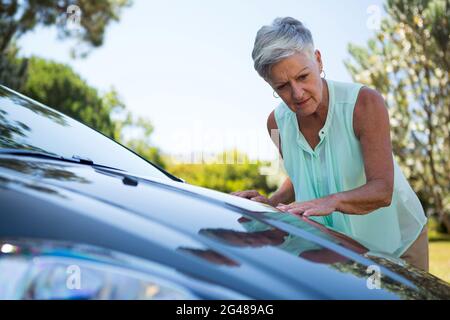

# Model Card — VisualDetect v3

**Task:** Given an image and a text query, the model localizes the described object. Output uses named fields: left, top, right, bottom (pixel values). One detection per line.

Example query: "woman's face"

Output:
left=267, top=50, right=324, bottom=116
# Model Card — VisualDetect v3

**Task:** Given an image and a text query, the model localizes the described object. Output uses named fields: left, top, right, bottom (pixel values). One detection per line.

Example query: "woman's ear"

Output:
left=314, top=50, right=323, bottom=70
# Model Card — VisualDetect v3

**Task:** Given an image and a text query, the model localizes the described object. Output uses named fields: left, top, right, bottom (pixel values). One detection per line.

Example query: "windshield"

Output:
left=0, top=85, right=170, bottom=180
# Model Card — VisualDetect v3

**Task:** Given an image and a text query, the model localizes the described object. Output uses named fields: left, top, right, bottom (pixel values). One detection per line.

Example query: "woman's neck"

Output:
left=298, top=78, right=329, bottom=127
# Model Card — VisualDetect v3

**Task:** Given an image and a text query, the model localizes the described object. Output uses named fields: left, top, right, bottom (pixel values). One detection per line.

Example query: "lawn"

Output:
left=429, top=241, right=450, bottom=284
left=428, top=218, right=450, bottom=283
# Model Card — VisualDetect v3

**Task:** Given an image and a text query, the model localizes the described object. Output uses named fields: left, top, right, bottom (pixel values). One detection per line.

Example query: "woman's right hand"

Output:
left=230, top=190, right=273, bottom=206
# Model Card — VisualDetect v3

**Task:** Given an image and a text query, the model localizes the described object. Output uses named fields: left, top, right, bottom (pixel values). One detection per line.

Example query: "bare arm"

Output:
left=278, top=88, right=394, bottom=216
left=268, top=177, right=295, bottom=206
left=231, top=110, right=295, bottom=206
left=266, top=110, right=295, bottom=206
left=333, top=87, right=394, bottom=214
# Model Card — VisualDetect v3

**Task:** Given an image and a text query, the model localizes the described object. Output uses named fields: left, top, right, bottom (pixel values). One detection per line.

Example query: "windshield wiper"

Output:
left=146, top=161, right=185, bottom=183
left=0, top=148, right=185, bottom=182
left=0, top=148, right=125, bottom=172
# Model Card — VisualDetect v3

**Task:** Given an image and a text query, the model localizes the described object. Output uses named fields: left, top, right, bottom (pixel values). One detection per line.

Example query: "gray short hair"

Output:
left=252, top=17, right=315, bottom=80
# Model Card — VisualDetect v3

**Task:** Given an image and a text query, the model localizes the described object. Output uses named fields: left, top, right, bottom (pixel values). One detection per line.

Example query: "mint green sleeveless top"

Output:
left=274, top=79, right=427, bottom=257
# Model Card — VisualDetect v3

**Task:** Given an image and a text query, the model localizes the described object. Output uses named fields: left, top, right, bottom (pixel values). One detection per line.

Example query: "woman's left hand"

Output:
left=276, top=196, right=338, bottom=217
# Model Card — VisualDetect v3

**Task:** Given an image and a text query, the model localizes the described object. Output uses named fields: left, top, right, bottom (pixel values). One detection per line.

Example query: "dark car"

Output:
left=0, top=84, right=449, bottom=300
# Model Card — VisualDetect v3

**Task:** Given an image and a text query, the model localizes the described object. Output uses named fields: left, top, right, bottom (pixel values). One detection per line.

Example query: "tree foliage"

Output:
left=23, top=57, right=166, bottom=166
left=0, top=1, right=276, bottom=196
left=0, top=0, right=132, bottom=56
left=0, top=44, right=28, bottom=89
left=20, top=56, right=121, bottom=138
left=167, top=150, right=278, bottom=195
left=345, top=0, right=449, bottom=232
left=1, top=53, right=164, bottom=167
left=0, top=1, right=165, bottom=167
left=118, top=115, right=166, bottom=169
left=1, top=0, right=132, bottom=91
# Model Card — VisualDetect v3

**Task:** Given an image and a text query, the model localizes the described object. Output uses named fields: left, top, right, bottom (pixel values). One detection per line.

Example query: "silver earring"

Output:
left=273, top=91, right=280, bottom=98
left=320, top=69, right=326, bottom=78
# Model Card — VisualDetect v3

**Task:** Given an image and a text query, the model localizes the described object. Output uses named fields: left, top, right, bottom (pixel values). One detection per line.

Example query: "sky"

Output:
left=18, top=0, right=386, bottom=162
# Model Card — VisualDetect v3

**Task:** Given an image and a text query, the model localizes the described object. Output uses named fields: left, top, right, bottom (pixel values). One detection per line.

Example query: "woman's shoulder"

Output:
left=353, top=86, right=390, bottom=138
left=268, top=102, right=292, bottom=133
left=328, top=79, right=365, bottom=105
left=328, top=79, right=385, bottom=108
left=355, top=86, right=385, bottom=107
left=267, top=102, right=287, bottom=131
left=267, top=109, right=278, bottom=132
left=272, top=101, right=291, bottom=122
left=328, top=80, right=388, bottom=138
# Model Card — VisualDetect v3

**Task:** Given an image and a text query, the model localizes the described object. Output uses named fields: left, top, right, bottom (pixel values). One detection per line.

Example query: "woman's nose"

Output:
left=291, top=84, right=305, bottom=101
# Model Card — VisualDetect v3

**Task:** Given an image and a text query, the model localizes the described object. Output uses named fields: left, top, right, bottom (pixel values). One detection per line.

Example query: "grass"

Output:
left=428, top=217, right=450, bottom=284
left=428, top=220, right=450, bottom=242
left=429, top=241, right=450, bottom=284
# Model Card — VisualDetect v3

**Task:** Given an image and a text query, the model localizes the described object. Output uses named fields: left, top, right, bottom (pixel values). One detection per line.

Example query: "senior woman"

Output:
left=232, top=17, right=428, bottom=271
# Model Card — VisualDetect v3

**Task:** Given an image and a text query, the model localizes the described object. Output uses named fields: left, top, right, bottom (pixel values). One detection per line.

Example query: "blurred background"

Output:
left=0, top=0, right=448, bottom=283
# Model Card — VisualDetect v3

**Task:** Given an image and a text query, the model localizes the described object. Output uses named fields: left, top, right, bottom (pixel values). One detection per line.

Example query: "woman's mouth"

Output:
left=297, top=97, right=311, bottom=106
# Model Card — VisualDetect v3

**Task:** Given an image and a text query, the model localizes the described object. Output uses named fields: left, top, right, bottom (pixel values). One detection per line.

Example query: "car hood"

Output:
left=0, top=155, right=449, bottom=299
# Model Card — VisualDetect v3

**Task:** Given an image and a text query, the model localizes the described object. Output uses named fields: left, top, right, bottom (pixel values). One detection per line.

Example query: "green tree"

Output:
left=118, top=116, right=166, bottom=168
left=0, top=0, right=132, bottom=56
left=1, top=0, right=132, bottom=89
left=0, top=44, right=28, bottom=89
left=345, top=0, right=449, bottom=232
left=0, top=1, right=164, bottom=167
left=6, top=55, right=165, bottom=167
left=20, top=56, right=121, bottom=138
left=167, top=150, right=277, bottom=195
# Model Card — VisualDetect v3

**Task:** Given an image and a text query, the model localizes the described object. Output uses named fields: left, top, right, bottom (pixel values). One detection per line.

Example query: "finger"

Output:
left=276, top=203, right=288, bottom=211
left=238, top=217, right=252, bottom=223
left=277, top=202, right=295, bottom=210
left=289, top=202, right=317, bottom=212
left=251, top=196, right=268, bottom=204
left=231, top=191, right=254, bottom=199
left=247, top=190, right=261, bottom=197
left=280, top=204, right=308, bottom=212
left=280, top=201, right=308, bottom=210
left=303, top=208, right=324, bottom=217
left=286, top=206, right=308, bottom=214
left=239, top=190, right=260, bottom=199
left=276, top=205, right=290, bottom=212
